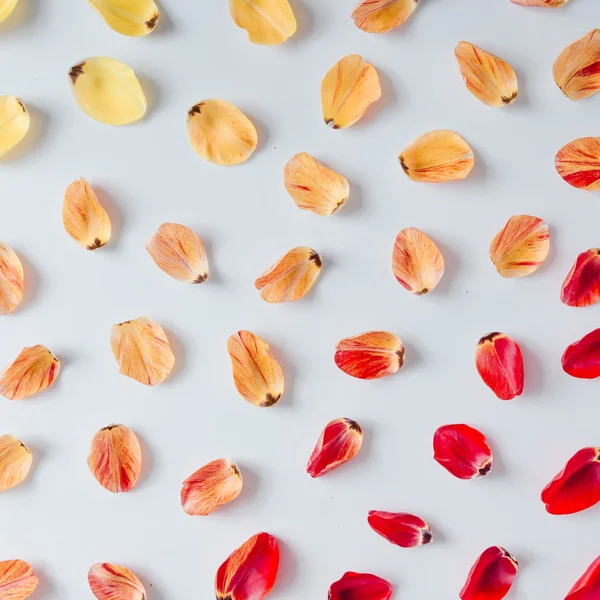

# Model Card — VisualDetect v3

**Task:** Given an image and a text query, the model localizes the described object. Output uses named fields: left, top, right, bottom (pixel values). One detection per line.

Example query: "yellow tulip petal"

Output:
left=229, top=0, right=296, bottom=45
left=0, top=435, right=32, bottom=491
left=399, top=130, right=474, bottom=183
left=69, top=57, right=147, bottom=125
left=351, top=0, right=419, bottom=33
left=0, top=96, right=30, bottom=158
left=187, top=99, right=257, bottom=166
left=0, top=0, right=18, bottom=23
left=0, top=560, right=38, bottom=600
left=0, top=242, right=23, bottom=316
left=321, top=54, right=381, bottom=129
left=0, top=346, right=60, bottom=401
left=62, top=178, right=112, bottom=250
left=146, top=223, right=208, bottom=283
left=110, top=317, right=174, bottom=386
left=88, top=0, right=159, bottom=36
left=284, top=153, right=349, bottom=216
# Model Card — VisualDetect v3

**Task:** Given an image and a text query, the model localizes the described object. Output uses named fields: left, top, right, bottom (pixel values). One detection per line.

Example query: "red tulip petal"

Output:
left=562, top=329, right=600, bottom=379
left=561, top=249, right=600, bottom=308
left=215, top=532, right=279, bottom=600
left=306, top=418, right=362, bottom=478
left=433, top=424, right=493, bottom=480
left=541, top=447, right=600, bottom=515
left=566, top=556, right=600, bottom=600
left=475, top=332, right=524, bottom=400
left=367, top=511, right=432, bottom=548
left=328, top=572, right=392, bottom=600
left=460, top=546, right=518, bottom=600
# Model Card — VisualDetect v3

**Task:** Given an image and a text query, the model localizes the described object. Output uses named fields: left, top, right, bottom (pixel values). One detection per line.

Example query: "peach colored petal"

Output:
left=351, top=0, right=419, bottom=33
left=554, top=29, right=600, bottom=100
left=511, top=0, right=568, bottom=5
left=229, top=0, right=296, bottom=45
left=0, top=435, right=32, bottom=491
left=0, top=560, right=38, bottom=600
left=0, top=242, right=23, bottom=315
left=88, top=563, right=145, bottom=600
left=110, top=317, right=174, bottom=385
left=555, top=137, right=600, bottom=191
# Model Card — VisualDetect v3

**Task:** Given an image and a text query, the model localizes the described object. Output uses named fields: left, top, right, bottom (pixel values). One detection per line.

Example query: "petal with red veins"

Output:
left=475, top=333, right=524, bottom=400
left=561, top=249, right=600, bottom=307
left=562, top=329, right=600, bottom=379
left=367, top=511, right=432, bottom=548
left=329, top=572, right=392, bottom=600
left=460, top=546, right=518, bottom=600
left=0, top=559, right=38, bottom=600
left=555, top=137, right=600, bottom=191
left=566, top=556, right=600, bottom=600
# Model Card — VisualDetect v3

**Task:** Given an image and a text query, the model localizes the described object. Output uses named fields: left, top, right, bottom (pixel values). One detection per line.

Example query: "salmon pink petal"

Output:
left=475, top=333, right=523, bottom=400
left=566, top=556, right=600, bottom=600
left=367, top=511, right=432, bottom=548
left=307, top=418, right=362, bottom=478
left=0, top=242, right=24, bottom=315
left=0, top=559, right=38, bottom=600
left=433, top=424, right=492, bottom=480
left=541, top=447, right=600, bottom=515
left=329, top=572, right=392, bottom=600
left=511, top=0, right=569, bottom=5
left=460, top=546, right=518, bottom=600
left=88, top=563, right=145, bottom=600
left=555, top=137, right=600, bottom=191
left=561, top=249, right=600, bottom=307
left=562, top=329, right=600, bottom=379
left=215, top=532, right=279, bottom=600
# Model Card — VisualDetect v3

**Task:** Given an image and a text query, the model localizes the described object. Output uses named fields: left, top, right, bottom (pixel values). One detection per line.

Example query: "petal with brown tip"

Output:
left=399, top=130, right=474, bottom=183
left=187, top=99, right=257, bottom=166
left=229, top=0, right=296, bottom=45
left=321, top=55, right=381, bottom=129
left=0, top=345, right=60, bottom=400
left=554, top=29, right=600, bottom=101
left=284, top=153, right=349, bottom=216
left=351, top=0, right=419, bottom=33
left=110, top=317, right=174, bottom=385
left=0, top=242, right=23, bottom=315
left=88, top=563, right=145, bottom=600
left=255, top=246, right=322, bottom=303
left=475, top=333, right=523, bottom=400
left=181, top=458, right=243, bottom=516
left=87, top=424, right=141, bottom=493
left=227, top=330, right=284, bottom=407
left=146, top=223, right=209, bottom=283
left=392, top=227, right=444, bottom=295
left=0, top=560, right=38, bottom=600
left=555, top=137, right=600, bottom=191
left=62, top=178, right=112, bottom=250
left=88, top=0, right=159, bottom=36
left=0, top=96, right=30, bottom=158
left=0, top=435, right=32, bottom=491
left=460, top=547, right=518, bottom=600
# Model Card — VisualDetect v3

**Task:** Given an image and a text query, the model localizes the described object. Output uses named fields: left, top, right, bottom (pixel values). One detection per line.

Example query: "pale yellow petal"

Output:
left=351, top=0, right=419, bottom=33
left=0, top=435, right=32, bottom=491
left=0, top=96, right=30, bottom=158
left=0, top=0, right=18, bottom=23
left=88, top=0, right=159, bottom=36
left=0, top=346, right=60, bottom=401
left=0, top=242, right=23, bottom=316
left=229, top=0, right=296, bottom=45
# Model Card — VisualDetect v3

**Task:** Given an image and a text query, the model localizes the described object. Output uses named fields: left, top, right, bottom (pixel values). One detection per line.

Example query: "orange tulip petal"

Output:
left=88, top=563, right=145, bottom=600
left=284, top=153, right=349, bottom=216
left=0, top=345, right=60, bottom=401
left=553, top=29, right=600, bottom=101
left=351, top=0, right=419, bottom=33
left=335, top=331, right=404, bottom=380
left=321, top=54, right=381, bottom=129
left=555, top=137, right=600, bottom=191
left=87, top=425, right=142, bottom=493
left=511, top=0, right=568, bottom=5
left=255, top=246, right=322, bottom=303
left=399, top=130, right=474, bottom=183
left=146, top=223, right=209, bottom=283
left=227, top=330, right=284, bottom=407
left=110, top=317, right=175, bottom=385
left=489, top=215, right=550, bottom=278
left=0, top=560, right=38, bottom=600
left=62, top=178, right=112, bottom=250
left=0, top=435, right=32, bottom=491
left=392, top=227, right=444, bottom=295
left=181, top=458, right=243, bottom=516
left=0, top=242, right=23, bottom=316
left=454, top=41, right=518, bottom=107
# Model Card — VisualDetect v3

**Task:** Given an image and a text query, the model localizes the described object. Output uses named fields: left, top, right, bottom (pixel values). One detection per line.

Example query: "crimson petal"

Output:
left=433, top=424, right=493, bottom=479
left=475, top=333, right=524, bottom=400
left=460, top=546, right=518, bottom=600
left=367, top=511, right=432, bottom=548
left=561, top=249, right=600, bottom=308
left=562, top=329, right=600, bottom=379
left=328, top=572, right=392, bottom=600
left=566, top=556, right=600, bottom=600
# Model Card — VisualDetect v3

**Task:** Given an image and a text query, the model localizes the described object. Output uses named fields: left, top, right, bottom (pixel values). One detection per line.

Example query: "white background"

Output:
left=1, top=0, right=600, bottom=598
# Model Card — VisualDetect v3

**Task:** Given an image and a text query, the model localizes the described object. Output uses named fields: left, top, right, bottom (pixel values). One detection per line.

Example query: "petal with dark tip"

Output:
left=351, top=0, right=419, bottom=34
left=433, top=424, right=492, bottom=480
left=561, top=249, right=600, bottom=307
left=329, top=572, right=392, bottom=600
left=0, top=435, right=32, bottom=491
left=460, top=546, right=518, bottom=600
left=562, top=329, right=600, bottom=379
left=88, top=0, right=159, bottom=36
left=0, top=560, right=38, bottom=600
left=0, top=96, right=30, bottom=157
left=0, top=345, right=60, bottom=400
left=566, top=556, right=600, bottom=600
left=368, top=511, right=432, bottom=548
left=88, top=563, right=145, bottom=600
left=555, top=137, right=600, bottom=191
left=307, top=418, right=362, bottom=478
left=475, top=333, right=523, bottom=400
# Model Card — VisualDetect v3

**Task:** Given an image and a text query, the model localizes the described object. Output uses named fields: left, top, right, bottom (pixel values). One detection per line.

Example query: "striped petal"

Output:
left=88, top=563, right=145, bottom=600
left=0, top=345, right=60, bottom=400
left=0, top=435, right=32, bottom=491
left=555, top=137, right=600, bottom=191
left=307, top=418, right=362, bottom=478
left=0, top=560, right=38, bottom=600
left=351, top=0, right=419, bottom=34
left=0, top=242, right=23, bottom=315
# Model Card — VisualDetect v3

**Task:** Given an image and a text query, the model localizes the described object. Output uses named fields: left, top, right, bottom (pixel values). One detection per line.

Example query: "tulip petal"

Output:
left=562, top=329, right=600, bottom=379
left=554, top=30, right=600, bottom=101
left=399, top=130, right=474, bottom=183
left=0, top=345, right=60, bottom=401
left=433, top=424, right=493, bottom=480
left=187, top=99, right=257, bottom=166
left=229, top=0, right=296, bottom=45
left=227, top=330, right=284, bottom=408
left=255, top=246, right=322, bottom=303
left=334, top=331, right=404, bottom=380
left=215, top=532, right=279, bottom=600
left=0, top=0, right=18, bottom=23
left=321, top=54, right=381, bottom=129
left=0, top=96, right=30, bottom=158
left=329, top=572, right=392, bottom=600
left=455, top=41, right=518, bottom=107
left=561, top=249, right=600, bottom=307
left=367, top=511, right=432, bottom=548
left=284, top=153, right=349, bottom=216
left=511, top=0, right=568, bottom=5
left=541, top=447, right=600, bottom=515
left=110, top=317, right=174, bottom=386
left=475, top=333, right=523, bottom=400
left=392, top=227, right=444, bottom=295
left=88, top=0, right=159, bottom=36
left=146, top=223, right=209, bottom=283
left=0, top=435, right=32, bottom=491
left=306, top=418, right=362, bottom=478
left=555, top=137, right=600, bottom=191
left=460, top=546, right=518, bottom=600
left=0, top=242, right=23, bottom=315
left=69, top=57, right=147, bottom=125
left=181, top=458, right=242, bottom=516
left=88, top=563, right=145, bottom=600
left=62, top=178, right=112, bottom=250
left=351, top=0, right=419, bottom=33
left=566, top=556, right=600, bottom=600
left=87, top=424, right=141, bottom=493
left=0, top=560, right=38, bottom=600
